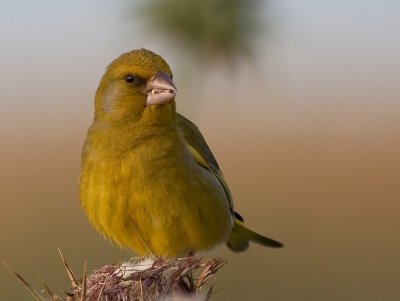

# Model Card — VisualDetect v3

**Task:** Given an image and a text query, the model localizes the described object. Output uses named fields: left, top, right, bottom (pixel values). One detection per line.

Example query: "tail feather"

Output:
left=227, top=219, right=284, bottom=252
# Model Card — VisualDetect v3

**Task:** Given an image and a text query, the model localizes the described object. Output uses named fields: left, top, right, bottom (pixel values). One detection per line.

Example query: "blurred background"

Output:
left=1, top=1, right=399, bottom=300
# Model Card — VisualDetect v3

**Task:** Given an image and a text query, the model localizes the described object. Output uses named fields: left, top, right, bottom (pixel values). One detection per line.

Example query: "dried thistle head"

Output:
left=5, top=252, right=226, bottom=301
left=73, top=257, right=226, bottom=301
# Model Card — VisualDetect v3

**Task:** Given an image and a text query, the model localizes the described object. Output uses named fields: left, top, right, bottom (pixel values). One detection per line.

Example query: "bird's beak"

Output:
left=144, top=72, right=177, bottom=105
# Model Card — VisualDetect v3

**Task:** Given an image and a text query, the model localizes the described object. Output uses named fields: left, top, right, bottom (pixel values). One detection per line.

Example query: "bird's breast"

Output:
left=79, top=129, right=232, bottom=256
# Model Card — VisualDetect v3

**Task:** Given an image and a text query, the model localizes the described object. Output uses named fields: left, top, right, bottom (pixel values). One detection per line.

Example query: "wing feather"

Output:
left=177, top=114, right=234, bottom=212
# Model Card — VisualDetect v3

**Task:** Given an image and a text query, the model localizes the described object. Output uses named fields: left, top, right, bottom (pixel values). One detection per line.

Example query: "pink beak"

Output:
left=144, top=72, right=177, bottom=105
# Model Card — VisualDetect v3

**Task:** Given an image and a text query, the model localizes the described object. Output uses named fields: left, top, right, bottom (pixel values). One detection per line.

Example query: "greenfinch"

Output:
left=79, top=49, right=283, bottom=257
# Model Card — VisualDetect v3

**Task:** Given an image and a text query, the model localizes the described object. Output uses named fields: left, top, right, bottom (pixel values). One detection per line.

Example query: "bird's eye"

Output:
left=125, top=74, right=136, bottom=84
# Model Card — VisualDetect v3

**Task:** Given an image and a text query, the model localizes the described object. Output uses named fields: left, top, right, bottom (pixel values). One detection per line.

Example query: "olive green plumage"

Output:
left=79, top=48, right=283, bottom=257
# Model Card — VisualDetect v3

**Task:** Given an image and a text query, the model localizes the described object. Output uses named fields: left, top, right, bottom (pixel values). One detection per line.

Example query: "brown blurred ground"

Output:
left=1, top=87, right=399, bottom=300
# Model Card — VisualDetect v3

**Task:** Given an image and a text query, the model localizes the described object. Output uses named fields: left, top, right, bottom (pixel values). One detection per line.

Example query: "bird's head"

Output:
left=94, top=49, right=177, bottom=127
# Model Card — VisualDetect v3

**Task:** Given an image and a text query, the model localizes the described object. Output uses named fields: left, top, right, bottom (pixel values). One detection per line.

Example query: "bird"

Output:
left=79, top=48, right=283, bottom=257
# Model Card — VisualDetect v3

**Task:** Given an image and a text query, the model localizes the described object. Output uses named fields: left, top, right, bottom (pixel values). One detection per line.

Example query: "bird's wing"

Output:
left=177, top=113, right=234, bottom=213
left=178, top=114, right=284, bottom=250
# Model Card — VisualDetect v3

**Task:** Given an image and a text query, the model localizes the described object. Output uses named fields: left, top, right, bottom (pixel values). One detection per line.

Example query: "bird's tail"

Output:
left=227, top=218, right=284, bottom=252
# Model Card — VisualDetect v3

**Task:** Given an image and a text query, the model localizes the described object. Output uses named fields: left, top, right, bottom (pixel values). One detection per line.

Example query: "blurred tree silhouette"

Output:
left=139, top=0, right=265, bottom=65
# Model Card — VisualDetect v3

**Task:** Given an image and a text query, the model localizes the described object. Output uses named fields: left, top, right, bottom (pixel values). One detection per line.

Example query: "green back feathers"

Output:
left=178, top=114, right=284, bottom=251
